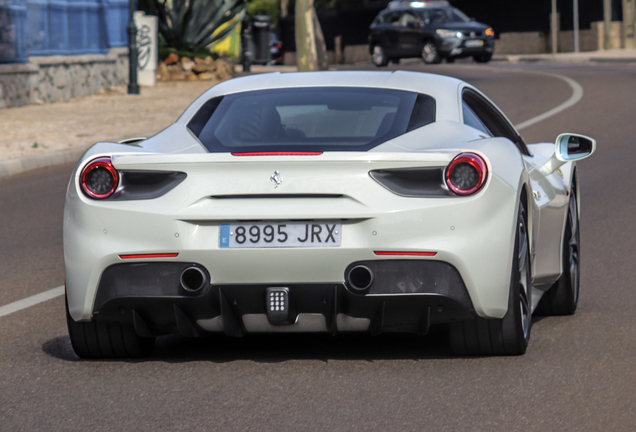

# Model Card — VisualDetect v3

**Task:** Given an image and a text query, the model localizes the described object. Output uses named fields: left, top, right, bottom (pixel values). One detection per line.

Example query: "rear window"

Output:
left=418, top=7, right=470, bottom=24
left=187, top=87, right=436, bottom=153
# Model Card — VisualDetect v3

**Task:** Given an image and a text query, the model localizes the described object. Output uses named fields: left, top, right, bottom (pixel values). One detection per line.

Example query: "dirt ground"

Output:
left=0, top=80, right=216, bottom=161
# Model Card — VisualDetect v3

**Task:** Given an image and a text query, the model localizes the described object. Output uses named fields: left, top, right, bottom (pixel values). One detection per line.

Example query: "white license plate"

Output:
left=466, top=40, right=484, bottom=47
left=219, top=222, right=342, bottom=248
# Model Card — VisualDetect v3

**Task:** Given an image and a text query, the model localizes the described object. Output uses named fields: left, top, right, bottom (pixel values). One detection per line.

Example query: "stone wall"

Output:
left=0, top=48, right=128, bottom=110
left=0, top=64, right=39, bottom=109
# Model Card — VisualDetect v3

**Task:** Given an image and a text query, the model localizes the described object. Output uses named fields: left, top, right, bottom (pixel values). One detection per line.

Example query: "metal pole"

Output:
left=573, top=0, right=579, bottom=52
left=604, top=0, right=612, bottom=50
left=127, top=0, right=140, bottom=95
left=551, top=0, right=558, bottom=54
left=241, top=16, right=252, bottom=72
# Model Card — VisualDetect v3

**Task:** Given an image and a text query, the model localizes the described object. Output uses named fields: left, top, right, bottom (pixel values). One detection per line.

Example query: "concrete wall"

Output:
left=494, top=32, right=550, bottom=55
left=594, top=21, right=625, bottom=50
left=494, top=28, right=599, bottom=54
left=285, top=45, right=372, bottom=66
left=0, top=48, right=128, bottom=109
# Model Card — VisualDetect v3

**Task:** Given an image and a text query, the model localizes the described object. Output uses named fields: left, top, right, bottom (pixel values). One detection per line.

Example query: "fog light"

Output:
left=266, top=287, right=290, bottom=324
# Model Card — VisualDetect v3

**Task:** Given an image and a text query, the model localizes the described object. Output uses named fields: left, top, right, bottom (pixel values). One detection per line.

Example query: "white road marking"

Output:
left=0, top=70, right=584, bottom=320
left=514, top=72, right=584, bottom=131
left=0, top=286, right=64, bottom=319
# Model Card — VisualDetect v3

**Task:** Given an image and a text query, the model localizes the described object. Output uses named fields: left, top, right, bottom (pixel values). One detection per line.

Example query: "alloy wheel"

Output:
left=372, top=45, right=387, bottom=66
left=422, top=42, right=440, bottom=64
left=518, top=209, right=531, bottom=340
left=568, top=194, right=580, bottom=304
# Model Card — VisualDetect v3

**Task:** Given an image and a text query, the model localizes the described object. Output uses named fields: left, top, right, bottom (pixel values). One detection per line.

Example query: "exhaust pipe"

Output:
left=347, top=265, right=374, bottom=291
left=180, top=267, right=207, bottom=292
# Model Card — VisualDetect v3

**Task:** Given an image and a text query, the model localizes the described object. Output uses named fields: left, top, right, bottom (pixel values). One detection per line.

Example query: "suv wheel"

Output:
left=372, top=45, right=389, bottom=67
left=473, top=53, right=493, bottom=63
left=422, top=40, right=441, bottom=64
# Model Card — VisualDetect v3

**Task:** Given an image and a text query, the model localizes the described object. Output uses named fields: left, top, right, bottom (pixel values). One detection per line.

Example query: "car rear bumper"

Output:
left=90, top=260, right=476, bottom=336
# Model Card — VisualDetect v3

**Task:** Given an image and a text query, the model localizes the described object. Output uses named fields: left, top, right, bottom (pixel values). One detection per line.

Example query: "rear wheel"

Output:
left=536, top=188, right=580, bottom=315
left=422, top=40, right=441, bottom=64
left=450, top=201, right=532, bottom=356
left=66, top=298, right=155, bottom=359
left=473, top=53, right=493, bottom=63
left=372, top=45, right=389, bottom=67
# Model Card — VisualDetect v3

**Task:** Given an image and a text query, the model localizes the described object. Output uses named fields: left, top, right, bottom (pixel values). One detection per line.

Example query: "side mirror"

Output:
left=555, top=133, right=596, bottom=161
left=539, top=133, right=596, bottom=175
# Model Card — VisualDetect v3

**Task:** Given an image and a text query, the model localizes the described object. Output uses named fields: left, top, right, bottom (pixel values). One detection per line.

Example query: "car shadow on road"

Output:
left=42, top=325, right=457, bottom=363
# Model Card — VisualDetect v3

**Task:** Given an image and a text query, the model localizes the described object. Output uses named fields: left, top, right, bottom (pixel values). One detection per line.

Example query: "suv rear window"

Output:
left=188, top=87, right=435, bottom=153
left=418, top=7, right=470, bottom=24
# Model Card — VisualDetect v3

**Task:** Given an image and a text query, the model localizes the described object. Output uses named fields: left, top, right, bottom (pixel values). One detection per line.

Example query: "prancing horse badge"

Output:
left=270, top=170, right=283, bottom=188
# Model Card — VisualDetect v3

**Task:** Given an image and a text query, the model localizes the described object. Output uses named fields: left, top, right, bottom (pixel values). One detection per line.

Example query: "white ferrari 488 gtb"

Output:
left=64, top=71, right=595, bottom=358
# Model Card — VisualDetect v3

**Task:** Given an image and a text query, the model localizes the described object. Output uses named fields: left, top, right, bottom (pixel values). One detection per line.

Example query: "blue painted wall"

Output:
left=0, top=0, right=128, bottom=63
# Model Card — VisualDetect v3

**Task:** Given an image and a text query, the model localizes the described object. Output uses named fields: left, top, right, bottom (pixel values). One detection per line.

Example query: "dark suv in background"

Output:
left=369, top=1, right=495, bottom=65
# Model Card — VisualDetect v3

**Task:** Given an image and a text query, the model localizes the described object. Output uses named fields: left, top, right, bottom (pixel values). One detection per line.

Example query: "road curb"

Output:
left=493, top=54, right=636, bottom=64
left=0, top=146, right=87, bottom=179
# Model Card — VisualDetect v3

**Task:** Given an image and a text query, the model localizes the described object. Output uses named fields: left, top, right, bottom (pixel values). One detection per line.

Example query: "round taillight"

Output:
left=80, top=157, right=119, bottom=199
left=445, top=153, right=488, bottom=196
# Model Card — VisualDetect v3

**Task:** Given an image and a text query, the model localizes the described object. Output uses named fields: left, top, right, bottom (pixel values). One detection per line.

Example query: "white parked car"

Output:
left=64, top=71, right=595, bottom=358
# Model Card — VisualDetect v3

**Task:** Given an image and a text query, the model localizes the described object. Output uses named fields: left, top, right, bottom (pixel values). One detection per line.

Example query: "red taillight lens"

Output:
left=445, top=153, right=488, bottom=196
left=80, top=157, right=119, bottom=199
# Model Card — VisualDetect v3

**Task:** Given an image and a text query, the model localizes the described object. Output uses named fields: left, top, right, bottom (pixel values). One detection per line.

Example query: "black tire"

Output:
left=371, top=45, right=389, bottom=67
left=535, top=188, right=580, bottom=315
left=422, top=40, right=441, bottom=64
left=66, top=298, right=155, bottom=359
left=450, top=201, right=532, bottom=356
left=473, top=53, right=493, bottom=63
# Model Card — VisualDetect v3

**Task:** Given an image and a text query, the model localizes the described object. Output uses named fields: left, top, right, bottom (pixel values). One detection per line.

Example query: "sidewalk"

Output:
left=493, top=48, right=636, bottom=63
left=1, top=49, right=635, bottom=179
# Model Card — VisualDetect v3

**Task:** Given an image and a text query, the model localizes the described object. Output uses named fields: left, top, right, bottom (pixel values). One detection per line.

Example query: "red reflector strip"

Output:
left=231, top=152, right=323, bottom=156
left=374, top=251, right=437, bottom=257
left=119, top=253, right=179, bottom=259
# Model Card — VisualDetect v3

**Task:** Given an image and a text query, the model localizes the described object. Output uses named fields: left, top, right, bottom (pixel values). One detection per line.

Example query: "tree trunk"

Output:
left=295, top=0, right=328, bottom=71
left=313, top=9, right=329, bottom=70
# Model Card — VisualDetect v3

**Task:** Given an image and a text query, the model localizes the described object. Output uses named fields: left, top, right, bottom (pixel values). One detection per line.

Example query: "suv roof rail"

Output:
left=387, top=0, right=450, bottom=9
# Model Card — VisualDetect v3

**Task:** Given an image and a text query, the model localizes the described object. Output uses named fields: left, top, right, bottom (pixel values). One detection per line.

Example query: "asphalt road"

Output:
left=1, top=61, right=636, bottom=431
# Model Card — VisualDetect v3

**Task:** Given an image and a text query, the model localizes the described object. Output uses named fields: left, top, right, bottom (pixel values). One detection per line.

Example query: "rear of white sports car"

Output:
left=64, top=72, right=529, bottom=358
